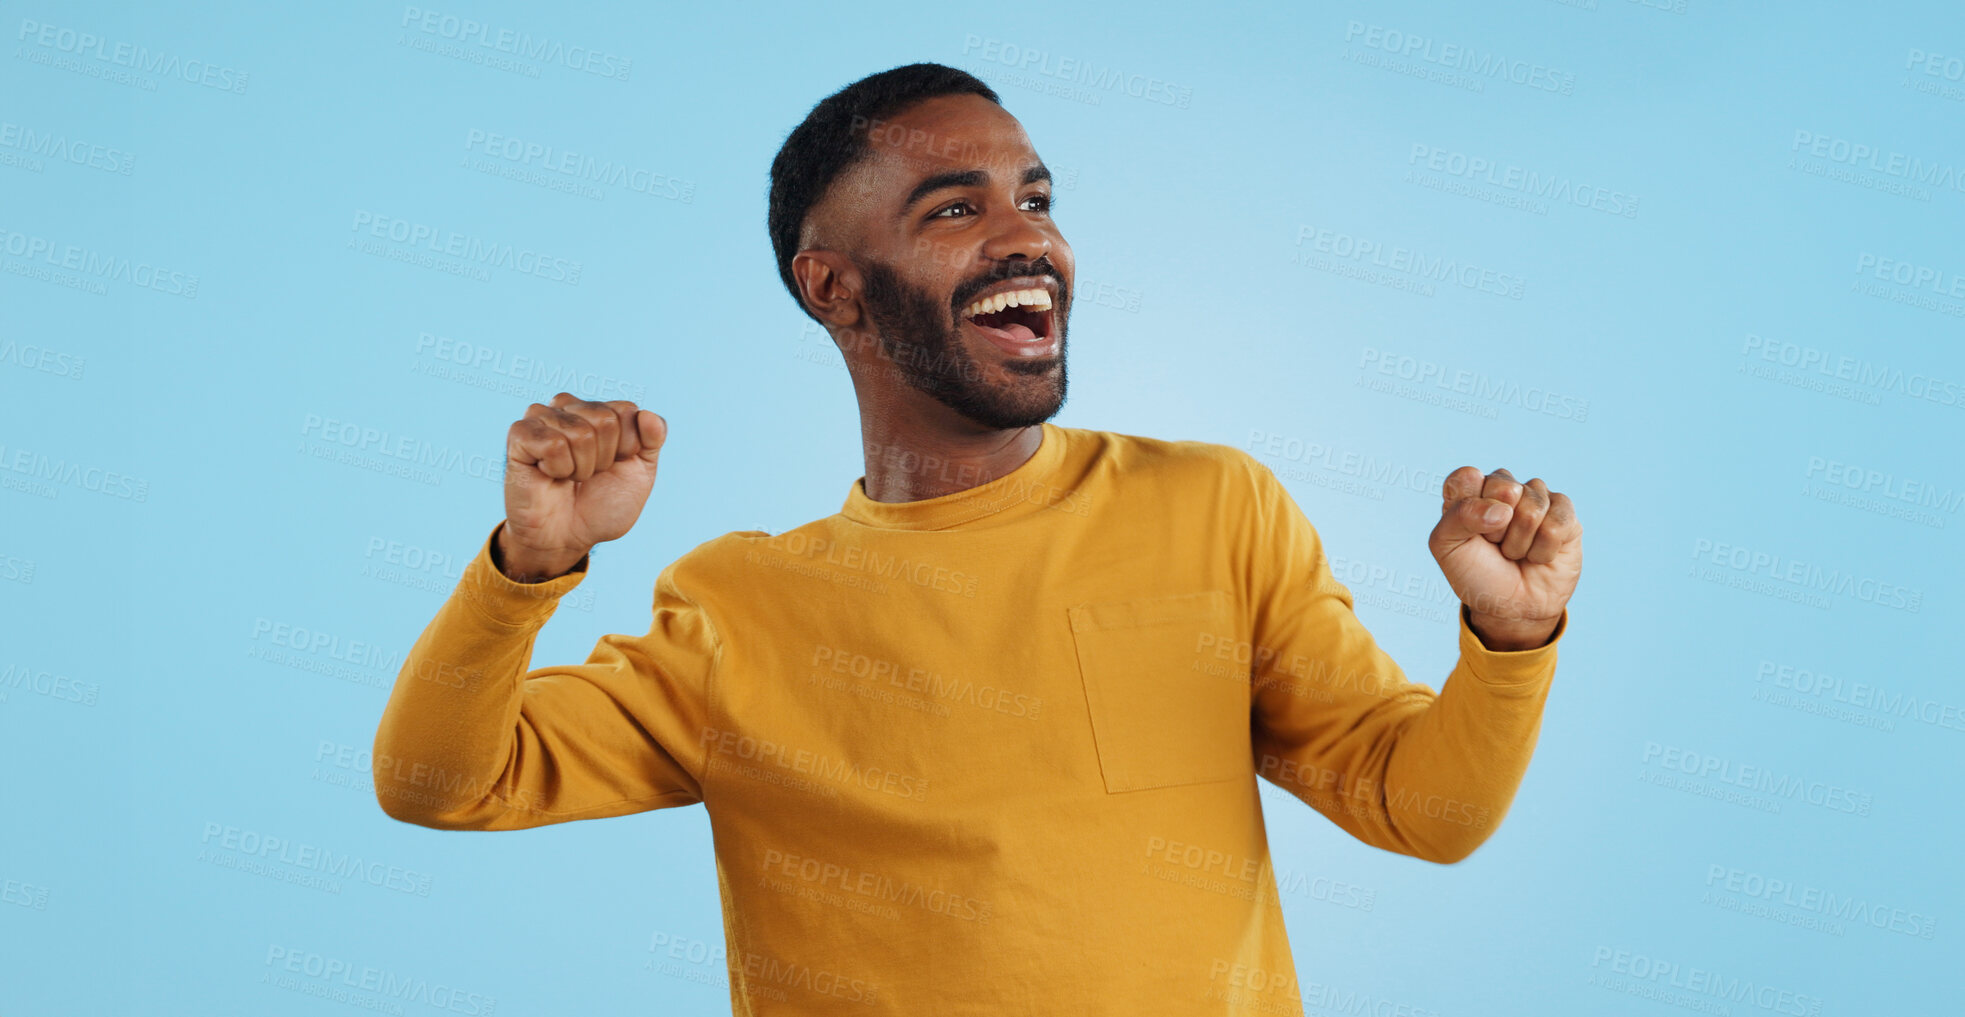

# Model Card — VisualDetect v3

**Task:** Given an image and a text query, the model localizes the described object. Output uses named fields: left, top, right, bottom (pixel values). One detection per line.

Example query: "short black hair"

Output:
left=768, top=63, right=1002, bottom=322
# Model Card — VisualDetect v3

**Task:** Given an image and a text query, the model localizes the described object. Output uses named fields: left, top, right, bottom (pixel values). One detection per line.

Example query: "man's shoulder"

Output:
left=629, top=527, right=801, bottom=619
left=1062, top=425, right=1261, bottom=486
left=670, top=525, right=807, bottom=570
left=663, top=515, right=859, bottom=578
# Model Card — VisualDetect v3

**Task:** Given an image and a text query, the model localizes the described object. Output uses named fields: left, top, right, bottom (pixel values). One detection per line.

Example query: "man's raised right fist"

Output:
left=494, top=392, right=666, bottom=582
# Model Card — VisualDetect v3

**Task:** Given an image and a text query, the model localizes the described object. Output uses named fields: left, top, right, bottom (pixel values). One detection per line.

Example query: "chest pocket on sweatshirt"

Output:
left=1067, top=590, right=1249, bottom=793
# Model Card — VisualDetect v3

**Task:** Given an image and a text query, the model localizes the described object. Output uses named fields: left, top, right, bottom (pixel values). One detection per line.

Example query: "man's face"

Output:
left=814, top=93, right=1074, bottom=430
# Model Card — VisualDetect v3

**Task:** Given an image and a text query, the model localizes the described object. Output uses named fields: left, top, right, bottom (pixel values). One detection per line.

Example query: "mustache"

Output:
left=948, top=257, right=1066, bottom=314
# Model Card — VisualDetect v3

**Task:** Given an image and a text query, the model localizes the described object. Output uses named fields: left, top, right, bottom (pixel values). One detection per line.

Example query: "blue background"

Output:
left=4, top=1, right=1960, bottom=1013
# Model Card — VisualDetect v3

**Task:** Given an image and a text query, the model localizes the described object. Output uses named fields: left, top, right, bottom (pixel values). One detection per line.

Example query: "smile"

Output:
left=958, top=282, right=1059, bottom=358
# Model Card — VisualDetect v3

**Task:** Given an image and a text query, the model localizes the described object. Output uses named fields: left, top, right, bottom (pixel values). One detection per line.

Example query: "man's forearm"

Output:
left=1380, top=676, right=1554, bottom=859
left=1373, top=613, right=1563, bottom=862
left=371, top=525, right=585, bottom=828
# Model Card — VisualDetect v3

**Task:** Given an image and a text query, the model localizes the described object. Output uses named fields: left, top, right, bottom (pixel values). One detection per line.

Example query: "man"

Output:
left=373, top=63, right=1582, bottom=1015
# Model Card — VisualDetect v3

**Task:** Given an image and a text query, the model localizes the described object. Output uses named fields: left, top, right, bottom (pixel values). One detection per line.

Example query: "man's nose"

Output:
left=978, top=211, right=1052, bottom=263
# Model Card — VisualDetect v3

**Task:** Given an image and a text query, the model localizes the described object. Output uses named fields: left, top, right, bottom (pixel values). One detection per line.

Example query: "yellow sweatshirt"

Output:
left=373, top=421, right=1565, bottom=1016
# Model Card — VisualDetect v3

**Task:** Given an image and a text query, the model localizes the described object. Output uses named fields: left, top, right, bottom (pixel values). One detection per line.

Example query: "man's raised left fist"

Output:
left=1427, top=466, right=1583, bottom=651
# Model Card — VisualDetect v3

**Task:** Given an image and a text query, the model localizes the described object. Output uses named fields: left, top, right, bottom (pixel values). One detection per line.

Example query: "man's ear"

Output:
left=792, top=250, right=863, bottom=328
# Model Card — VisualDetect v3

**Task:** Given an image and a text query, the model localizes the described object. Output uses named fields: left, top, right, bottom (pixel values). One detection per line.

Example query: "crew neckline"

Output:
left=839, top=422, right=1071, bottom=531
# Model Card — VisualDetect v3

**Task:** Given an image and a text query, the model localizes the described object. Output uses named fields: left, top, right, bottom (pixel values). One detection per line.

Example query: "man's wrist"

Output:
left=491, top=524, right=589, bottom=583
left=1463, top=606, right=1560, bottom=652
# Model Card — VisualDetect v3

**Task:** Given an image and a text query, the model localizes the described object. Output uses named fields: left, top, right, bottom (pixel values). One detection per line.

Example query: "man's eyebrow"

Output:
left=901, top=170, right=987, bottom=214
left=899, top=163, right=1054, bottom=216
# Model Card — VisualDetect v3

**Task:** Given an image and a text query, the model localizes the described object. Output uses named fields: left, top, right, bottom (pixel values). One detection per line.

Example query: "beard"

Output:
left=856, top=256, right=1067, bottom=430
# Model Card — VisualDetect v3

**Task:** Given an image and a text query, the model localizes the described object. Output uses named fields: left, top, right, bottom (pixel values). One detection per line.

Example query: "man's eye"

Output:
left=1022, top=194, right=1053, bottom=212
left=931, top=202, right=973, bottom=219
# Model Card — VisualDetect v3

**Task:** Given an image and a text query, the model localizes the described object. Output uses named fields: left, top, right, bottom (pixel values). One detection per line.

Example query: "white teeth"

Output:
left=963, top=287, right=1053, bottom=319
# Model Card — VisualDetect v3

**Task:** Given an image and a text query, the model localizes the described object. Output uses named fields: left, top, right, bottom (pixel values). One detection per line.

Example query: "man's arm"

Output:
left=1237, top=453, right=1579, bottom=864
left=370, top=392, right=709, bottom=830
left=370, top=521, right=715, bottom=830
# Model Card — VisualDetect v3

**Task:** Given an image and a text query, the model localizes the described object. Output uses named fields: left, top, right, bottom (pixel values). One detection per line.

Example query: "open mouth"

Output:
left=958, top=284, right=1057, bottom=356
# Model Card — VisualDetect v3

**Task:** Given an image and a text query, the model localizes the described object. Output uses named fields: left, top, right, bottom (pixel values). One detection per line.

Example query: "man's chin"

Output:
left=954, top=405, right=1061, bottom=430
left=947, top=372, right=1066, bottom=430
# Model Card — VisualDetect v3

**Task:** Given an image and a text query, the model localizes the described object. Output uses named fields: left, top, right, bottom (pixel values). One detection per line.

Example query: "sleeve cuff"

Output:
left=454, top=521, right=590, bottom=629
left=1455, top=605, right=1566, bottom=687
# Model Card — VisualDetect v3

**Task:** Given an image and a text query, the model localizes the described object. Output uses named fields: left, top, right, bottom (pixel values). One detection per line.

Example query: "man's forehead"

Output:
left=857, top=95, right=1038, bottom=183
left=807, top=95, right=1041, bottom=246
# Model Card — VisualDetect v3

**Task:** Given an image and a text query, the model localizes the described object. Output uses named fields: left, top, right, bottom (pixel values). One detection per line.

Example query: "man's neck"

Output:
left=856, top=411, right=1044, bottom=504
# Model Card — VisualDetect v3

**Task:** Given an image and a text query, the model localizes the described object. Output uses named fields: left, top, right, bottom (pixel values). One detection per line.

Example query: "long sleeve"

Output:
left=371, top=522, right=717, bottom=831
left=1237, top=454, right=1566, bottom=864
